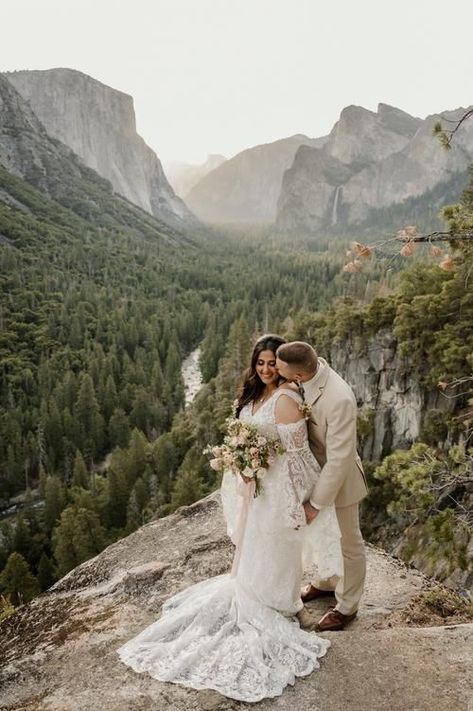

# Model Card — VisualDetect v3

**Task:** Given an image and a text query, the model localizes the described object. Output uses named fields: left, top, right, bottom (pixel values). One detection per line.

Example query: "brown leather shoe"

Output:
left=301, top=584, right=336, bottom=604
left=315, top=607, right=358, bottom=632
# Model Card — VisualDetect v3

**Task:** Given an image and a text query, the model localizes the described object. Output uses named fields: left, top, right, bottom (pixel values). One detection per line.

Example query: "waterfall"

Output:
left=331, top=186, right=342, bottom=226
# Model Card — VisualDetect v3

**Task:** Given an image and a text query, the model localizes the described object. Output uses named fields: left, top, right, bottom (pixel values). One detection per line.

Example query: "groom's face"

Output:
left=275, top=357, right=297, bottom=382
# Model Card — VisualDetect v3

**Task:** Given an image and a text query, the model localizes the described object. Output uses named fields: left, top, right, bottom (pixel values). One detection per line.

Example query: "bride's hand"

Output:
left=240, top=474, right=253, bottom=484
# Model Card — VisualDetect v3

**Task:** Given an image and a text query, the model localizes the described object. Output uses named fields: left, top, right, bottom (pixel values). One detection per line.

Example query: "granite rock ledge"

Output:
left=0, top=492, right=472, bottom=711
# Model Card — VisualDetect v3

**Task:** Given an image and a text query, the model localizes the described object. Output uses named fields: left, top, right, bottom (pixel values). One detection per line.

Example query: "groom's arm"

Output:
left=309, top=394, right=358, bottom=508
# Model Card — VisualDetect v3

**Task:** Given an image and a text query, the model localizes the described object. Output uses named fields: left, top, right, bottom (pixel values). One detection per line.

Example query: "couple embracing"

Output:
left=118, top=335, right=369, bottom=703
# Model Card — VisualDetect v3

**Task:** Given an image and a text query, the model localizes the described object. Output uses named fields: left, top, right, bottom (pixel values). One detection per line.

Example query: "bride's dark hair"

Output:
left=235, top=334, right=287, bottom=417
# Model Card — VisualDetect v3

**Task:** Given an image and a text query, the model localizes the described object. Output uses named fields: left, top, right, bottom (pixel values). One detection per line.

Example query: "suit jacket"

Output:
left=305, top=358, right=368, bottom=508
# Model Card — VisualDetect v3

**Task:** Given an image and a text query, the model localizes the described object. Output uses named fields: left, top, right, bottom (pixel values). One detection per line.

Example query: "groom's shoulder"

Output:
left=324, top=364, right=356, bottom=398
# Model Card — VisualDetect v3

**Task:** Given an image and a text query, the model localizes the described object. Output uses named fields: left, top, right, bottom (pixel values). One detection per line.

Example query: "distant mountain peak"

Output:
left=185, top=134, right=327, bottom=223
left=165, top=154, right=228, bottom=199
left=277, top=101, right=473, bottom=234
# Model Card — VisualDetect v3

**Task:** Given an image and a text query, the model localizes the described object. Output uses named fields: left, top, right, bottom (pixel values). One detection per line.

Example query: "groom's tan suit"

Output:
left=303, top=357, right=368, bottom=616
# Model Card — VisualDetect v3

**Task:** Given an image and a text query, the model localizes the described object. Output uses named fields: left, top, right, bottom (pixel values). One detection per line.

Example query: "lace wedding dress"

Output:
left=117, top=389, right=343, bottom=702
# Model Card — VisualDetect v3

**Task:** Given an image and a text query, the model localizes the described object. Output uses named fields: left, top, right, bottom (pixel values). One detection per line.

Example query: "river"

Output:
left=181, top=346, right=203, bottom=407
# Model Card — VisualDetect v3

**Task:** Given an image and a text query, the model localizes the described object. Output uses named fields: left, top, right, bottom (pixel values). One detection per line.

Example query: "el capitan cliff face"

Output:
left=5, top=68, right=198, bottom=229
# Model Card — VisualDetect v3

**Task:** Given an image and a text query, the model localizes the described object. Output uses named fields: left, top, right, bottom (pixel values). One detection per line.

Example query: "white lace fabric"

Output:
left=117, top=388, right=342, bottom=702
left=117, top=575, right=330, bottom=702
left=277, top=418, right=316, bottom=529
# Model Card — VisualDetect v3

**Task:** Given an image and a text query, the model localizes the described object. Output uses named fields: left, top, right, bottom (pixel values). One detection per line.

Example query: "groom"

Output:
left=275, top=341, right=368, bottom=632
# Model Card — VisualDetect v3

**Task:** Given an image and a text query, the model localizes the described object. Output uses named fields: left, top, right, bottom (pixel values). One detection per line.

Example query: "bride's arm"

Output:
left=274, top=394, right=319, bottom=529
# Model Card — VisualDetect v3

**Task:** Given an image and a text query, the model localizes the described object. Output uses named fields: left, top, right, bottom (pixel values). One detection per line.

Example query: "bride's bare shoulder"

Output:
left=274, top=383, right=303, bottom=423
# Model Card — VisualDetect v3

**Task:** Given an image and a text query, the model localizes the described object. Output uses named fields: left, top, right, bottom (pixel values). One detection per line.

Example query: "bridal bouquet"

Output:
left=204, top=417, right=284, bottom=496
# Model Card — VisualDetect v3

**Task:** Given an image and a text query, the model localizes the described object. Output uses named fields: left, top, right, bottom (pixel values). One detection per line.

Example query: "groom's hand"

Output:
left=303, top=501, right=319, bottom=524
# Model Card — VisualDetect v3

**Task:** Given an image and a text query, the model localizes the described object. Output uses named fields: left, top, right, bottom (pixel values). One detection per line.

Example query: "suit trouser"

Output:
left=312, top=502, right=366, bottom=616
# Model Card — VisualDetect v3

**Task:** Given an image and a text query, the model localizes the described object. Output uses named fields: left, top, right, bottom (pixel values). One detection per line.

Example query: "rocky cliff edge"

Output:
left=0, top=493, right=472, bottom=711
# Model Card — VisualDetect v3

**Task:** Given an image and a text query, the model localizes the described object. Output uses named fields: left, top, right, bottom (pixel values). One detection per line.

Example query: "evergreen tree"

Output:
left=170, top=466, right=206, bottom=510
left=152, top=432, right=178, bottom=495
left=109, top=408, right=131, bottom=449
left=125, top=428, right=148, bottom=488
left=62, top=370, right=77, bottom=412
left=0, top=552, right=39, bottom=605
left=44, top=399, right=64, bottom=470
left=69, top=315, right=83, bottom=349
left=126, top=490, right=141, bottom=532
left=43, top=475, right=66, bottom=534
left=169, top=443, right=210, bottom=511
left=74, top=373, right=104, bottom=462
left=200, top=313, right=224, bottom=381
left=103, top=375, right=118, bottom=421
left=71, top=450, right=89, bottom=489
left=12, top=513, right=33, bottom=563
left=0, top=521, right=13, bottom=570
left=164, top=339, right=184, bottom=412
left=214, top=315, right=252, bottom=425
left=52, top=507, right=77, bottom=577
left=22, top=487, right=41, bottom=537
left=105, top=467, right=128, bottom=529
left=62, top=408, right=75, bottom=449
left=151, top=359, right=164, bottom=398
left=73, top=508, right=105, bottom=561
left=145, top=473, right=160, bottom=519
left=129, top=389, right=148, bottom=434
left=133, top=476, right=148, bottom=512
left=37, top=552, right=55, bottom=591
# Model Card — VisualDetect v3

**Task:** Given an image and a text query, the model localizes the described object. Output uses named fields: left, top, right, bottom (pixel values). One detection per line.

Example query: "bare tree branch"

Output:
left=396, top=231, right=473, bottom=243
left=434, top=108, right=473, bottom=149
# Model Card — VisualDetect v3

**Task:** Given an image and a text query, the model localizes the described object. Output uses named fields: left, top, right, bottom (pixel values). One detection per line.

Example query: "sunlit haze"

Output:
left=2, top=0, right=473, bottom=164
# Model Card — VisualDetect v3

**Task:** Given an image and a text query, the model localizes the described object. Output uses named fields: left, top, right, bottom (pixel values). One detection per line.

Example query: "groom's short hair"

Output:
left=276, top=341, right=318, bottom=373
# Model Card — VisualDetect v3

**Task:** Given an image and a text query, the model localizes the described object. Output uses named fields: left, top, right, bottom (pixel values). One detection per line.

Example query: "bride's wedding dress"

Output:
left=117, top=389, right=343, bottom=702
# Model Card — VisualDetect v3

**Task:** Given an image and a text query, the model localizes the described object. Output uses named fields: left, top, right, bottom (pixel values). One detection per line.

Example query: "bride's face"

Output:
left=255, top=350, right=279, bottom=386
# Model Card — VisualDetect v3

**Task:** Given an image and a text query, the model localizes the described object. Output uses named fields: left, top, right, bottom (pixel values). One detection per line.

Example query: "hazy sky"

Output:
left=2, top=0, right=473, bottom=164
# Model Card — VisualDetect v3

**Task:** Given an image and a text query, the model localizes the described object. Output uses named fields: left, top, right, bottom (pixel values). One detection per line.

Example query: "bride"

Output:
left=117, top=334, right=343, bottom=702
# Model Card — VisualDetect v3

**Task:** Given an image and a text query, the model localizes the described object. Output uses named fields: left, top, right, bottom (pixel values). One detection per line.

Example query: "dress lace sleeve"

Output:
left=278, top=418, right=343, bottom=579
left=276, top=419, right=321, bottom=530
